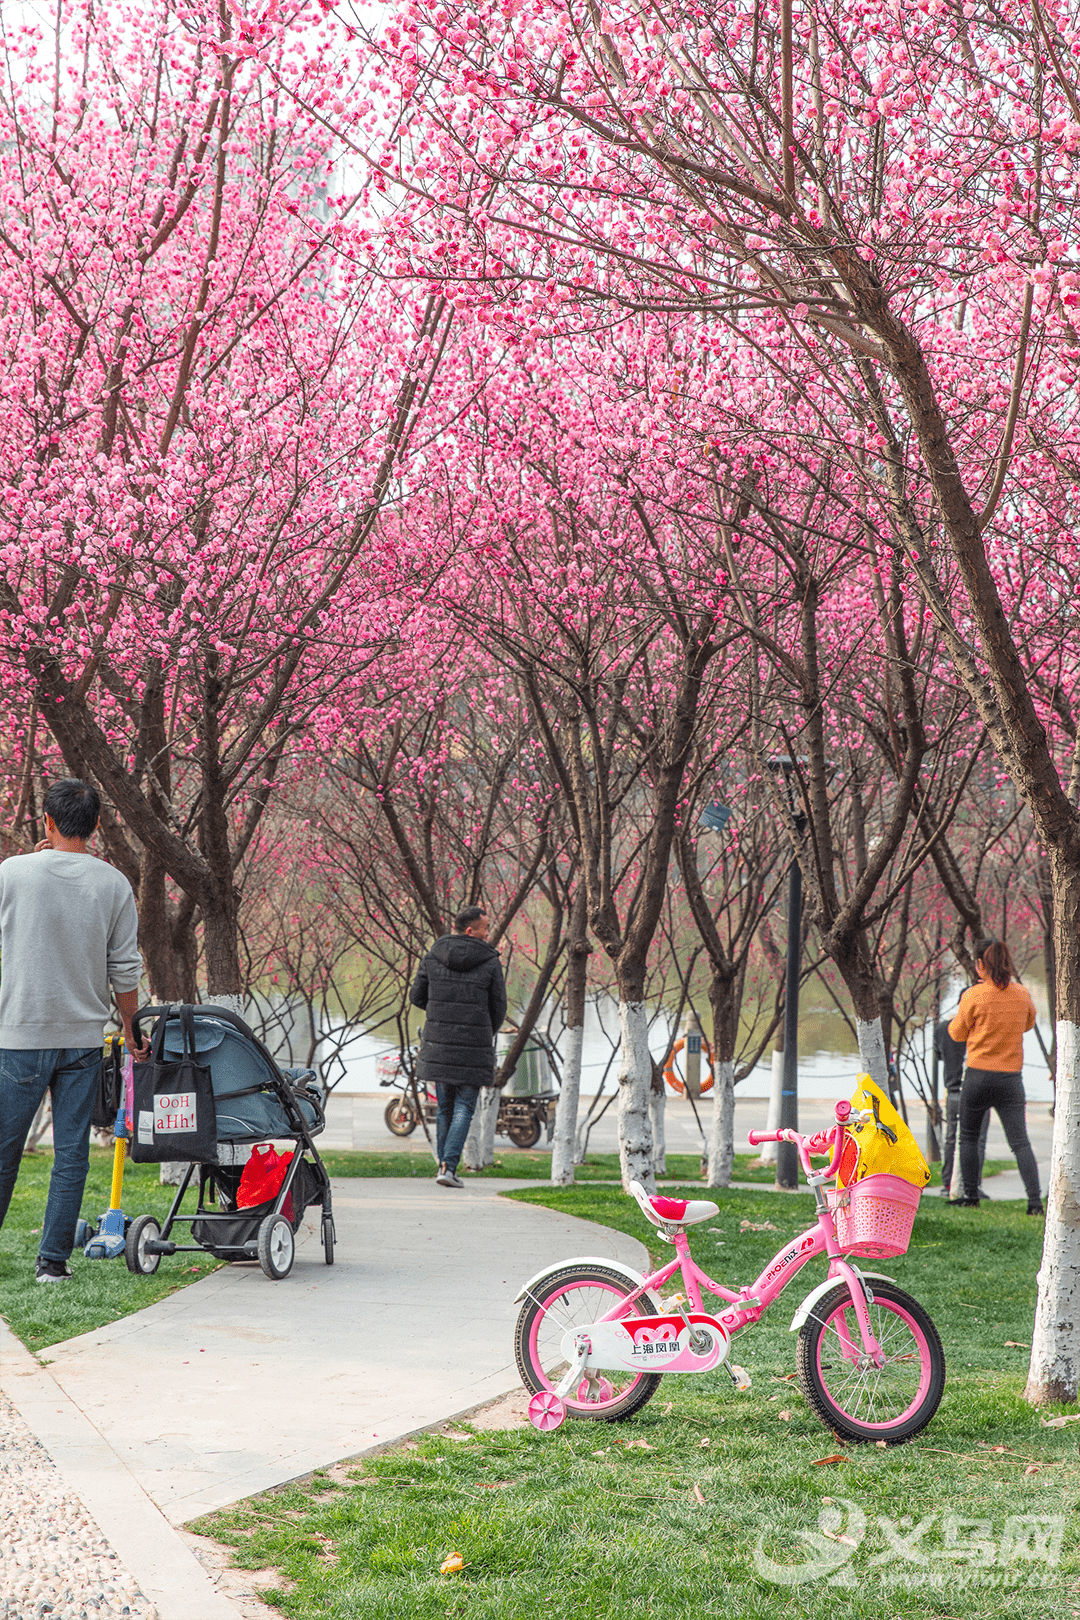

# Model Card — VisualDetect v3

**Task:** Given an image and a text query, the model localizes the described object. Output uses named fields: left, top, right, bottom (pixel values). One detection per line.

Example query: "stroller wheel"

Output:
left=257, top=1213, right=295, bottom=1280
left=322, top=1216, right=335, bottom=1266
left=125, top=1215, right=162, bottom=1276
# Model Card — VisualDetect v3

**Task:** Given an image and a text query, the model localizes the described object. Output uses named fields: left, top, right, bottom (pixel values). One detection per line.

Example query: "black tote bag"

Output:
left=90, top=1038, right=121, bottom=1133
left=130, top=1004, right=218, bottom=1163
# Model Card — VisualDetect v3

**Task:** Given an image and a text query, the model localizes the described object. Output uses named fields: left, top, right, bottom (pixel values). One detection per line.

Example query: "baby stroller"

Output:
left=125, top=1003, right=334, bottom=1281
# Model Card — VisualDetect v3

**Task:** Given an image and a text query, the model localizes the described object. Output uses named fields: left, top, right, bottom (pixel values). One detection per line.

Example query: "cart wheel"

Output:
left=384, top=1097, right=418, bottom=1137
left=322, top=1215, right=335, bottom=1266
left=257, top=1213, right=295, bottom=1280
left=506, top=1116, right=542, bottom=1149
left=125, top=1215, right=162, bottom=1276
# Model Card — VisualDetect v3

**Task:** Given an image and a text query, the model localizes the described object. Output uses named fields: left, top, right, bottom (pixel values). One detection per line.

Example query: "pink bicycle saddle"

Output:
left=628, top=1180, right=719, bottom=1228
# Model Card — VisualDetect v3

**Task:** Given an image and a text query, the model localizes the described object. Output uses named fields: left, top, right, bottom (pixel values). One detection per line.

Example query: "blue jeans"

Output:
left=0, top=1047, right=101, bottom=1262
left=435, top=1083, right=481, bottom=1175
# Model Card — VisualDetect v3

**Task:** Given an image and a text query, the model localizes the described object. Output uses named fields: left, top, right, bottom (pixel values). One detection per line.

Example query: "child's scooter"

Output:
left=74, top=1038, right=132, bottom=1260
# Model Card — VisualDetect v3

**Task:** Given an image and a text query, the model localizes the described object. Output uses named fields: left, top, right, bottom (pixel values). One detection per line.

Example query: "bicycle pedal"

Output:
left=728, top=1364, right=751, bottom=1392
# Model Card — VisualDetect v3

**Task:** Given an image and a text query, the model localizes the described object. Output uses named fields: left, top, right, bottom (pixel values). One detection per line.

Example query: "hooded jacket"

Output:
left=410, top=933, right=508, bottom=1087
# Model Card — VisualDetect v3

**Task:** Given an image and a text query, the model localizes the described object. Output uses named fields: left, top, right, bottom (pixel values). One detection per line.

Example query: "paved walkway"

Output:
left=1, top=1177, right=646, bottom=1617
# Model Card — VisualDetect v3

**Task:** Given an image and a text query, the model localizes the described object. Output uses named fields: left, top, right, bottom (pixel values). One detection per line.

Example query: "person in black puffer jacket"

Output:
left=410, top=905, right=508, bottom=1188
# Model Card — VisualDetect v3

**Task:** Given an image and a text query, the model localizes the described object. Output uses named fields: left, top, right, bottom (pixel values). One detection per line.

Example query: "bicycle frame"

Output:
left=596, top=1109, right=885, bottom=1366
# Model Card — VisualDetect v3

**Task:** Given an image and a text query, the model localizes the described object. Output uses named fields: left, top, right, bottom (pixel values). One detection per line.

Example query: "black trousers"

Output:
left=941, top=1089, right=989, bottom=1193
left=958, top=1068, right=1041, bottom=1208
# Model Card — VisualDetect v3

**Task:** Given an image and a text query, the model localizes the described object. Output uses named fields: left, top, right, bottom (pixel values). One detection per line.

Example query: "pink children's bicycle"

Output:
left=514, top=1101, right=945, bottom=1445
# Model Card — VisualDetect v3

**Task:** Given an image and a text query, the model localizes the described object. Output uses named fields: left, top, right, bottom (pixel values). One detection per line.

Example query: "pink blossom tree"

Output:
left=0, top=1, right=454, bottom=1002
left=344, top=0, right=1080, bottom=1403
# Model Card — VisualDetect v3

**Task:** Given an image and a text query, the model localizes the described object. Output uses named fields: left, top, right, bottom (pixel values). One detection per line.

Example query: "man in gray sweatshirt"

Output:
left=0, top=779, right=147, bottom=1281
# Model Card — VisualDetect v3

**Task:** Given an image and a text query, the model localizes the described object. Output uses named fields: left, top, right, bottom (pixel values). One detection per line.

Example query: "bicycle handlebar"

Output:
left=747, top=1099, right=855, bottom=1182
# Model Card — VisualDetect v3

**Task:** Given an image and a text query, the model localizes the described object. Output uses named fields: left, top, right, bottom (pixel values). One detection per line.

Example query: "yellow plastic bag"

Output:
left=836, top=1076, right=930, bottom=1189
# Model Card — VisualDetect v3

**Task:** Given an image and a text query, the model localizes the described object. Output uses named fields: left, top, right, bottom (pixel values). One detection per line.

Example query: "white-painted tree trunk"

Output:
left=706, top=1060, right=735, bottom=1187
left=649, top=1082, right=666, bottom=1178
left=855, top=1017, right=890, bottom=1089
left=760, top=1048, right=783, bottom=1164
left=551, top=1026, right=584, bottom=1186
left=616, top=999, right=655, bottom=1192
left=461, top=1088, right=498, bottom=1172
left=1026, top=1019, right=1080, bottom=1404
left=479, top=1086, right=499, bottom=1166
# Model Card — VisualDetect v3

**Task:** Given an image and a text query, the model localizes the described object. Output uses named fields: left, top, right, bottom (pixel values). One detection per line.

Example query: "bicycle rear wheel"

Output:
left=796, top=1280, right=945, bottom=1444
left=515, top=1264, right=662, bottom=1422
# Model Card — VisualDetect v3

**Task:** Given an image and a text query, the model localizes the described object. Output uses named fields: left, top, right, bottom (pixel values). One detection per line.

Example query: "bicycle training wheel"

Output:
left=514, top=1264, right=663, bottom=1422
left=384, top=1097, right=417, bottom=1137
left=796, top=1280, right=945, bottom=1444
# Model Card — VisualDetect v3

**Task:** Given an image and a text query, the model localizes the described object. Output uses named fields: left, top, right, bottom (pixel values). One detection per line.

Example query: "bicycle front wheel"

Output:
left=384, top=1097, right=417, bottom=1137
left=515, top=1264, right=662, bottom=1422
left=796, top=1280, right=945, bottom=1444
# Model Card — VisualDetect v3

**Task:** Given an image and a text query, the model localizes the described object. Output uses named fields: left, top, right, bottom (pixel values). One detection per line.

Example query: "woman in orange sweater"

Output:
left=947, top=938, right=1043, bottom=1214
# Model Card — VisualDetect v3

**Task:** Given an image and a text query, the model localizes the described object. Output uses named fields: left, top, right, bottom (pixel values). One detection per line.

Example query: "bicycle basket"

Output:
left=826, top=1173, right=921, bottom=1258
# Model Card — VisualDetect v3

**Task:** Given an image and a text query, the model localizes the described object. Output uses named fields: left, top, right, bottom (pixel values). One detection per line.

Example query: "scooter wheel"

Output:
left=125, top=1215, right=162, bottom=1276
left=73, top=1218, right=94, bottom=1251
left=528, top=1391, right=566, bottom=1431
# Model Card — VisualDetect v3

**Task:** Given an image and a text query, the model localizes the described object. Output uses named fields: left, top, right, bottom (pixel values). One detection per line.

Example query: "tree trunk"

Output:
left=462, top=1087, right=498, bottom=1172
left=707, top=1060, right=736, bottom=1188
left=759, top=1044, right=783, bottom=1165
left=855, top=1017, right=890, bottom=1090
left=551, top=907, right=589, bottom=1185
left=461, top=1103, right=483, bottom=1172
left=615, top=998, right=655, bottom=1192
left=705, top=961, right=739, bottom=1188
left=649, top=1063, right=666, bottom=1179
left=1026, top=860, right=1080, bottom=1405
left=479, top=1086, right=499, bottom=1166
left=551, top=1024, right=584, bottom=1187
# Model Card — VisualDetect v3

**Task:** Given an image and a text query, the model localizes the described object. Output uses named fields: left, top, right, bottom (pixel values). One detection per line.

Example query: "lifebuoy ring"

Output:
left=664, top=1037, right=714, bottom=1095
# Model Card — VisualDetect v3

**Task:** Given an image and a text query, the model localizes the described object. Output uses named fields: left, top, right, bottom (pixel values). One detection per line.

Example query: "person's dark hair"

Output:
left=42, top=778, right=101, bottom=841
left=454, top=905, right=485, bottom=934
left=975, top=936, right=1016, bottom=991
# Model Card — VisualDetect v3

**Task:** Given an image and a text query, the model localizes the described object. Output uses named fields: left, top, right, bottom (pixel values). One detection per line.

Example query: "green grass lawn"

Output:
left=196, top=1187, right=1079, bottom=1619
left=322, top=1147, right=1012, bottom=1188
left=1, top=1147, right=222, bottom=1353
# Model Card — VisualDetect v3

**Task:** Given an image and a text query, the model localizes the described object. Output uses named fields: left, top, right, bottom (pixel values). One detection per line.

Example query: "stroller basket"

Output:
left=126, top=1003, right=335, bottom=1280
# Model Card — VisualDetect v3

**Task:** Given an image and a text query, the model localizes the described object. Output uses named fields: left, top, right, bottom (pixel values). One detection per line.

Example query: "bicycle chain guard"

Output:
left=560, top=1312, right=730, bottom=1375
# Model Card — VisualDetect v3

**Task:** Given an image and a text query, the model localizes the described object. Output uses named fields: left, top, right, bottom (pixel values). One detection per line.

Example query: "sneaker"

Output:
left=35, top=1258, right=73, bottom=1283
left=1027, top=1203, right=1044, bottom=1217
left=436, top=1167, right=464, bottom=1189
left=948, top=1198, right=980, bottom=1208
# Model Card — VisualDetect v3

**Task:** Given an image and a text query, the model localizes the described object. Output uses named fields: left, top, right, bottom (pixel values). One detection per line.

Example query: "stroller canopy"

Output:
left=150, top=1005, right=322, bottom=1146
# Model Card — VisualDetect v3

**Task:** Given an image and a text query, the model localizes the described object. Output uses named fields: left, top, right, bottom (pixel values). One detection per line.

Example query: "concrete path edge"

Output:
left=0, top=1317, right=244, bottom=1620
